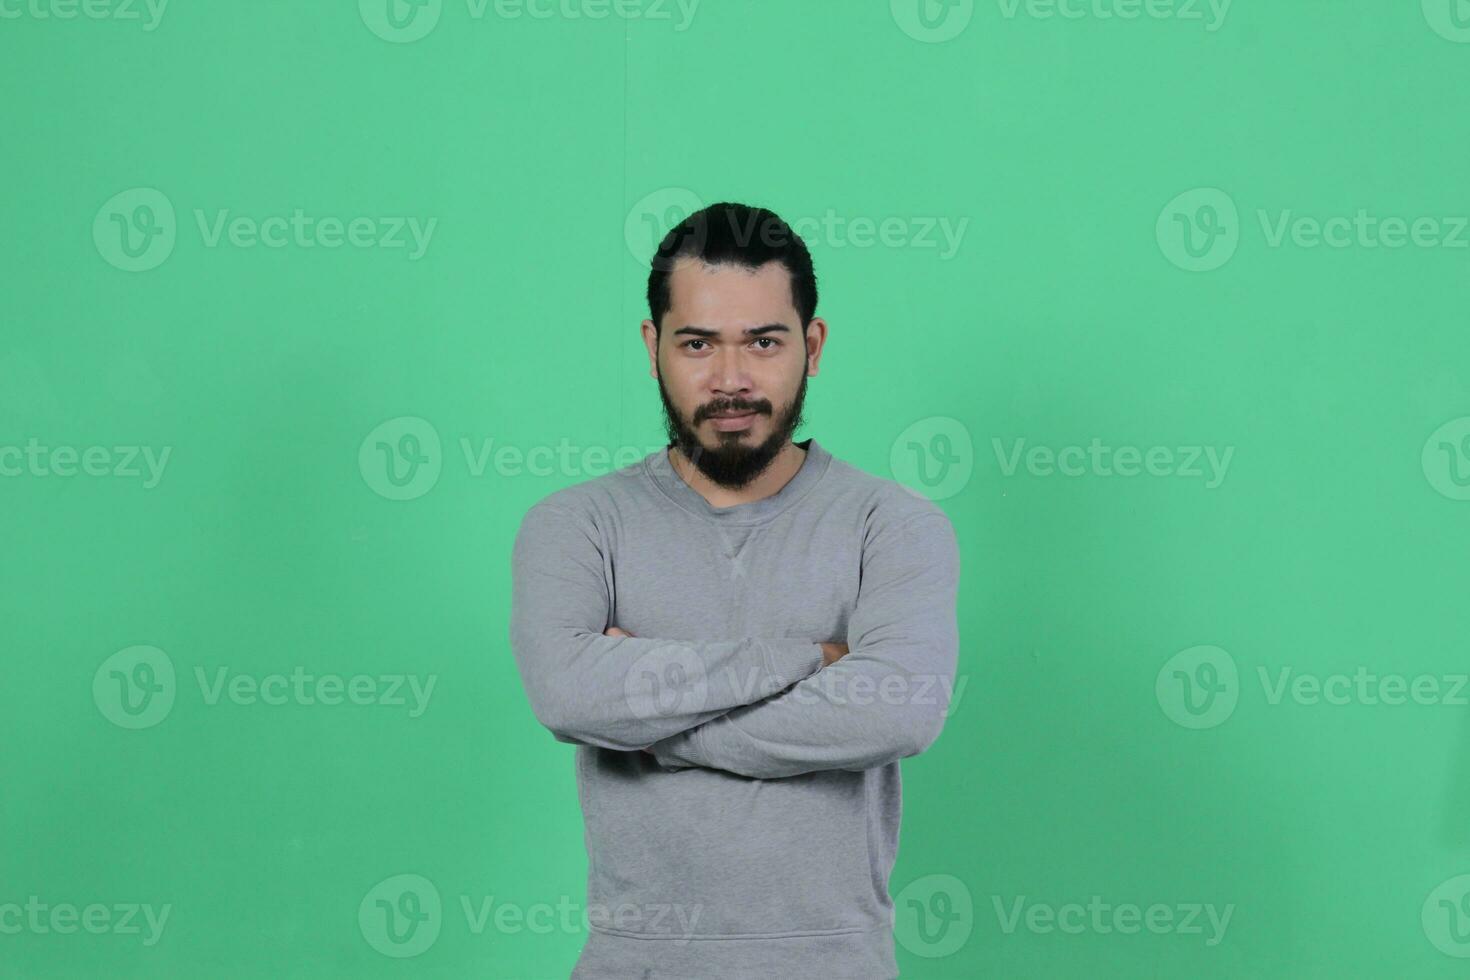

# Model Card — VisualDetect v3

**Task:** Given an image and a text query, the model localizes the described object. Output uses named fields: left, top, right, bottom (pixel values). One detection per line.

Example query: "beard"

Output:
left=656, top=358, right=809, bottom=491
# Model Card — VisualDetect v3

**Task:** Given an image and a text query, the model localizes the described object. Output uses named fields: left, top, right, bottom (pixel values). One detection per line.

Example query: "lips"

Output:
left=708, top=410, right=759, bottom=431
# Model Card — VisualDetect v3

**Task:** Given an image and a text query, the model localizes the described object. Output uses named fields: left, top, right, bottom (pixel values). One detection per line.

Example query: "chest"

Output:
left=606, top=509, right=863, bottom=645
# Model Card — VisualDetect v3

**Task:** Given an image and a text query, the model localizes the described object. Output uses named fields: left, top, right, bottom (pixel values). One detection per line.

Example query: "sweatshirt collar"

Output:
left=645, top=437, right=832, bottom=526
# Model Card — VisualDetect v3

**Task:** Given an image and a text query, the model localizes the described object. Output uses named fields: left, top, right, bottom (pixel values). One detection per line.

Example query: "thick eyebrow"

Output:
left=670, top=324, right=792, bottom=340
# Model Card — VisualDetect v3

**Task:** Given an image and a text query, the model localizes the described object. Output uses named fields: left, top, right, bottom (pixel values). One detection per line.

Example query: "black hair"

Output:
left=645, top=201, right=818, bottom=337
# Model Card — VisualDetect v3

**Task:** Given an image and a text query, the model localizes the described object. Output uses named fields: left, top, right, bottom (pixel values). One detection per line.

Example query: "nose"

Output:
left=707, top=347, right=756, bottom=398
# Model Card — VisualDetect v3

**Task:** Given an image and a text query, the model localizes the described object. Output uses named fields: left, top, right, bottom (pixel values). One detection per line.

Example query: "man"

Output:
left=509, top=202, right=961, bottom=979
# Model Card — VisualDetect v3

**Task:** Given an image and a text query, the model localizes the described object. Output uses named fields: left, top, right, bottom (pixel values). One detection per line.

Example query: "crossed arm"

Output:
left=509, top=499, right=961, bottom=778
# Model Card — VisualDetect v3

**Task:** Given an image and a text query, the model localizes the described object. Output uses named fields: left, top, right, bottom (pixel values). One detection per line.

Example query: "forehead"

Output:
left=665, top=258, right=797, bottom=328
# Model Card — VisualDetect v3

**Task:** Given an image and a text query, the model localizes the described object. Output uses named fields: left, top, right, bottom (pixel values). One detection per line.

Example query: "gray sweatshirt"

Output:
left=509, top=437, right=961, bottom=979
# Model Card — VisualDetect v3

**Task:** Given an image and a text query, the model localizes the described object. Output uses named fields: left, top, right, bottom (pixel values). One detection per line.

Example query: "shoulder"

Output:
left=515, top=449, right=655, bottom=533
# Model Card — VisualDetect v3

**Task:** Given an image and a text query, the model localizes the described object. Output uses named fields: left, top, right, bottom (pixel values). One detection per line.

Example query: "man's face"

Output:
left=643, top=258, right=826, bottom=490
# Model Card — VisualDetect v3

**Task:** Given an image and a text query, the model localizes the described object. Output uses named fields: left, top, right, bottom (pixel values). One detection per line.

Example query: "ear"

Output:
left=803, top=317, right=829, bottom=375
left=640, top=319, right=660, bottom=378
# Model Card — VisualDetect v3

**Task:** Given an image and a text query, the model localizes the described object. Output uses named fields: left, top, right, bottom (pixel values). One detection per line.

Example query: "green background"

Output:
left=4, top=1, right=1470, bottom=976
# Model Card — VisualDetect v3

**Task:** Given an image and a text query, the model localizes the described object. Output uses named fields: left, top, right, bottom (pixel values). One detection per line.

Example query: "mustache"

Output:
left=696, top=401, right=770, bottom=422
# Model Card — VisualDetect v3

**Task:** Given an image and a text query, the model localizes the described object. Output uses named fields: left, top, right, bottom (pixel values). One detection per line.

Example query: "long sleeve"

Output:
left=645, top=511, right=961, bottom=779
left=509, top=499, right=826, bottom=752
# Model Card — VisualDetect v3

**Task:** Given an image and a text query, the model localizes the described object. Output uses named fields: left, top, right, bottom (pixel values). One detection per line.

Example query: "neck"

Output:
left=669, top=439, right=808, bottom=509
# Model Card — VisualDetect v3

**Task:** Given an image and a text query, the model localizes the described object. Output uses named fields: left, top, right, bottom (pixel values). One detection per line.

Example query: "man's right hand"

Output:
left=819, top=642, right=849, bottom=667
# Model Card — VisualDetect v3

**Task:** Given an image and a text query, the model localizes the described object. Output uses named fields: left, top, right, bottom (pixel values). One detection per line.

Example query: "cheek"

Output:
left=762, top=365, right=802, bottom=399
left=662, top=372, right=708, bottom=413
left=669, top=371, right=707, bottom=400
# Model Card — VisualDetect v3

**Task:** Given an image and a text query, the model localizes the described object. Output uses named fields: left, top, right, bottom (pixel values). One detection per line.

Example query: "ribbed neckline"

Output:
left=644, top=437, right=833, bottom=526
